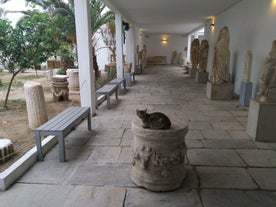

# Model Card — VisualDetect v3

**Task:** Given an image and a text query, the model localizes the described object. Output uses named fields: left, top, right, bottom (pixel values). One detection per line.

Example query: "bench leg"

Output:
left=58, top=134, right=66, bottom=162
left=95, top=94, right=99, bottom=109
left=35, top=131, right=43, bottom=161
left=115, top=89, right=118, bottom=100
left=106, top=94, right=110, bottom=109
left=87, top=110, right=92, bottom=131
left=117, top=84, right=122, bottom=95
left=123, top=80, right=126, bottom=91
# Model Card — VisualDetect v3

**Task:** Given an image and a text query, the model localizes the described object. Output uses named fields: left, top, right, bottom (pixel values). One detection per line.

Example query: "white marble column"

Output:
left=125, top=25, right=136, bottom=73
left=187, top=34, right=192, bottom=61
left=24, top=81, right=48, bottom=129
left=74, top=0, right=96, bottom=116
left=115, top=13, right=124, bottom=78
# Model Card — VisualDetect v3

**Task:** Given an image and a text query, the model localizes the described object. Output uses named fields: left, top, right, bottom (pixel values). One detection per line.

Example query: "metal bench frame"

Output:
left=35, top=107, right=91, bottom=162
left=108, top=77, right=126, bottom=94
left=124, top=72, right=135, bottom=87
left=95, top=84, right=118, bottom=109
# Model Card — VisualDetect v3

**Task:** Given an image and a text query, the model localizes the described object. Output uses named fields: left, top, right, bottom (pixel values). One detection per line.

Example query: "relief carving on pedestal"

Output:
left=132, top=143, right=186, bottom=177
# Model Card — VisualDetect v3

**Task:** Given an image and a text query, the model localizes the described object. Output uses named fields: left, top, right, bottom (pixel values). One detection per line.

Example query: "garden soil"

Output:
left=0, top=70, right=80, bottom=172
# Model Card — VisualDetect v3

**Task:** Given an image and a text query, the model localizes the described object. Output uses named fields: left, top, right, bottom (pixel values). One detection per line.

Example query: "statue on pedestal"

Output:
left=198, top=40, right=209, bottom=72
left=242, top=50, right=253, bottom=82
left=212, top=26, right=230, bottom=84
left=190, top=39, right=200, bottom=69
left=256, top=40, right=276, bottom=102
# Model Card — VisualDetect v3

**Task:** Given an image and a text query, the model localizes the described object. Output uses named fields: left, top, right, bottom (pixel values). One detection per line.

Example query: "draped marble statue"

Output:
left=212, top=26, right=230, bottom=84
left=198, top=40, right=209, bottom=72
left=256, top=40, right=276, bottom=102
left=190, top=39, right=200, bottom=69
left=242, top=50, right=253, bottom=82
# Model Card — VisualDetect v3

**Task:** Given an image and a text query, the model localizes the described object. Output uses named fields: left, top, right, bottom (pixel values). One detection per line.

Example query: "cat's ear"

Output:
left=136, top=109, right=139, bottom=114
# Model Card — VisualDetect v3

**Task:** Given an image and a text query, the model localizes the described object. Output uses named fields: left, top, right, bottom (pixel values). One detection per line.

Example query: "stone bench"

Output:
left=108, top=77, right=126, bottom=94
left=35, top=107, right=91, bottom=162
left=95, top=84, right=118, bottom=109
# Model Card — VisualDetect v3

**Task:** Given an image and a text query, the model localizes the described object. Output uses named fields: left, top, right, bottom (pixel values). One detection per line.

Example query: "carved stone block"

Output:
left=247, top=99, right=276, bottom=142
left=206, top=81, right=233, bottom=100
left=130, top=118, right=188, bottom=192
left=189, top=68, right=197, bottom=79
left=196, top=71, right=209, bottom=83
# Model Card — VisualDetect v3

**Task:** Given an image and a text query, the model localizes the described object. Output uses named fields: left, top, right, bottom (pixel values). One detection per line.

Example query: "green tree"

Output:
left=25, top=0, right=114, bottom=78
left=0, top=12, right=62, bottom=108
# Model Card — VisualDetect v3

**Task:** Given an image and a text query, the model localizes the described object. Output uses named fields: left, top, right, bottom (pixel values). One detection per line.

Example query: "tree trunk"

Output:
left=92, top=46, right=99, bottom=80
left=3, top=69, right=21, bottom=108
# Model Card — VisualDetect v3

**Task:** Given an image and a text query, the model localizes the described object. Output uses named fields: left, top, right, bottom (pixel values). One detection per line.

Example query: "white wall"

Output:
left=144, top=34, right=188, bottom=64
left=206, top=0, right=276, bottom=97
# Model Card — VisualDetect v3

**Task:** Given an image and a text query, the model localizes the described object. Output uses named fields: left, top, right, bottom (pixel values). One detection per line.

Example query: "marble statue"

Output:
left=198, top=40, right=209, bottom=72
left=256, top=40, right=276, bottom=103
left=190, top=39, right=200, bottom=69
left=212, top=26, right=230, bottom=84
left=242, top=50, right=253, bottom=82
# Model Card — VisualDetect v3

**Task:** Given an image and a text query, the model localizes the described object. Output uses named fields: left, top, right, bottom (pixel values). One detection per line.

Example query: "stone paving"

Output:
left=1, top=65, right=276, bottom=207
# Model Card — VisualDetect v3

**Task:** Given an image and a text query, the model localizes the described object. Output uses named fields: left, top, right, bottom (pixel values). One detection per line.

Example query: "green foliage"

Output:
left=90, top=0, right=114, bottom=35
left=56, top=69, right=65, bottom=75
left=0, top=11, right=66, bottom=107
left=0, top=79, right=2, bottom=87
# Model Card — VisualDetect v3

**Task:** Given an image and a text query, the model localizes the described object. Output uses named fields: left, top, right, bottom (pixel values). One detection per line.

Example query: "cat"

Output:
left=136, top=109, right=171, bottom=130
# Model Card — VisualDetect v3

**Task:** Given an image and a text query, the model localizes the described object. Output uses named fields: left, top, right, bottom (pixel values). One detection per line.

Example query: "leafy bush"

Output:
left=56, top=69, right=65, bottom=75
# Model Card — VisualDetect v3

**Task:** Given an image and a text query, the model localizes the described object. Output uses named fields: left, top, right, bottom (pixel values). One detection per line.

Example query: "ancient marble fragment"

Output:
left=256, top=40, right=276, bottom=102
left=198, top=40, right=209, bottom=72
left=212, top=26, right=230, bottom=84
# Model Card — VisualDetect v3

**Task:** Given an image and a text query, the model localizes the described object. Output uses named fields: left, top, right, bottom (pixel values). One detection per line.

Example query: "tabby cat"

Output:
left=136, top=109, right=171, bottom=130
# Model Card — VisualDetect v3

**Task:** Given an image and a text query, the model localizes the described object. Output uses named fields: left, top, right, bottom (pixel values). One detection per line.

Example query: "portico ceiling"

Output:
left=102, top=0, right=242, bottom=35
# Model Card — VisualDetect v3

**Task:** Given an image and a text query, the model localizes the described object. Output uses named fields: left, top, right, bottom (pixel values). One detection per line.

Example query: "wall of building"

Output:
left=205, top=0, right=276, bottom=97
left=144, top=34, right=188, bottom=64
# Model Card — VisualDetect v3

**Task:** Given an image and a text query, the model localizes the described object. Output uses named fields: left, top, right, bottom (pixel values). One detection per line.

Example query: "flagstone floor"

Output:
left=0, top=65, right=276, bottom=207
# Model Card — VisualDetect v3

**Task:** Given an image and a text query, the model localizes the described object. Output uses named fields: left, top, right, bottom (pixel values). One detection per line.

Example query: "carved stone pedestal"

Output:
left=247, top=100, right=276, bottom=142
left=189, top=68, right=196, bottom=79
left=239, top=81, right=253, bottom=106
left=206, top=81, right=233, bottom=100
left=66, top=69, right=79, bottom=92
left=196, top=71, right=209, bottom=83
left=0, top=139, right=14, bottom=163
left=130, top=118, right=188, bottom=192
left=52, top=75, right=69, bottom=101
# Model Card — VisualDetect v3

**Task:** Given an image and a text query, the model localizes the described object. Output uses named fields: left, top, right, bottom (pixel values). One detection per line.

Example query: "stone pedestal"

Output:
left=52, top=75, right=69, bottom=101
left=24, top=81, right=48, bottom=129
left=130, top=118, right=188, bottom=192
left=206, top=81, right=233, bottom=100
left=0, top=139, right=14, bottom=163
left=239, top=81, right=253, bottom=106
left=45, top=69, right=53, bottom=81
left=246, top=100, right=276, bottom=142
left=196, top=71, right=209, bottom=83
left=66, top=69, right=79, bottom=92
left=189, top=68, right=197, bottom=79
